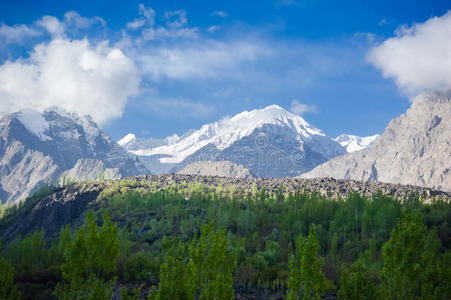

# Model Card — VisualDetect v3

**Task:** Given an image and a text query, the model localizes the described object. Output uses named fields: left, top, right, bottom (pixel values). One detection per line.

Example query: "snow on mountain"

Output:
left=0, top=107, right=147, bottom=204
left=121, top=105, right=346, bottom=176
left=118, top=133, right=136, bottom=146
left=129, top=105, right=324, bottom=164
left=16, top=109, right=53, bottom=142
left=334, top=134, right=379, bottom=153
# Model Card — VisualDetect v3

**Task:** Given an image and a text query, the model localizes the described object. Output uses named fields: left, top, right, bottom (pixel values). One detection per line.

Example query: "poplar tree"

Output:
left=288, top=224, right=326, bottom=300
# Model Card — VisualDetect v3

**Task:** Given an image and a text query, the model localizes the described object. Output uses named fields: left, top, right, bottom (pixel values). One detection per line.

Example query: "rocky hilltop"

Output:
left=301, top=92, right=451, bottom=192
left=178, top=161, right=253, bottom=178
left=1, top=174, right=448, bottom=243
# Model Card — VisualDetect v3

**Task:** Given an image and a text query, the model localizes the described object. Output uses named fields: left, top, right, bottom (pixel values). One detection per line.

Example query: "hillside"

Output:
left=0, top=175, right=449, bottom=299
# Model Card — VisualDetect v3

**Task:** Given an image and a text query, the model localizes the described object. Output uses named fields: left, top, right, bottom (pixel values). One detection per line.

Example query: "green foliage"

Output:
left=2, top=179, right=451, bottom=298
left=337, top=260, right=376, bottom=300
left=287, top=224, right=327, bottom=300
left=54, top=210, right=120, bottom=300
left=188, top=224, right=236, bottom=300
left=0, top=256, right=21, bottom=300
left=380, top=210, right=451, bottom=299
left=150, top=224, right=236, bottom=300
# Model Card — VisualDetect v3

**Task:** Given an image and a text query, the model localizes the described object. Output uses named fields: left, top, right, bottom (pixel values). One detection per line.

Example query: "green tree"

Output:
left=288, top=224, right=326, bottom=300
left=337, top=260, right=376, bottom=300
left=0, top=257, right=21, bottom=300
left=380, top=211, right=426, bottom=299
left=188, top=224, right=235, bottom=300
left=148, top=256, right=194, bottom=300
left=54, top=210, right=119, bottom=300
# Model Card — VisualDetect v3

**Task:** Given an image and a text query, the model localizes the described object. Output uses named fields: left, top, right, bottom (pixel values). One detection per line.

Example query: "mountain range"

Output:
left=119, top=104, right=349, bottom=177
left=1, top=91, right=449, bottom=205
left=0, top=108, right=146, bottom=204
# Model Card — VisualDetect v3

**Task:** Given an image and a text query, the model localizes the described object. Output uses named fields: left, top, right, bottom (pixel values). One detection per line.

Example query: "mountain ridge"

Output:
left=0, top=108, right=147, bottom=204
left=301, top=91, right=451, bottom=192
left=120, top=104, right=347, bottom=177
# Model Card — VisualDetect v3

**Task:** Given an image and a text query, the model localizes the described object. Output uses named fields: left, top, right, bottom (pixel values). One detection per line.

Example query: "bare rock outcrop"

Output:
left=178, top=161, right=253, bottom=178
left=300, top=91, right=451, bottom=192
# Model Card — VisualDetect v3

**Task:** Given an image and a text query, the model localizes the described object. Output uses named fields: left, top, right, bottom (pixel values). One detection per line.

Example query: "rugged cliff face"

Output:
left=0, top=108, right=147, bottom=204
left=301, top=92, right=451, bottom=192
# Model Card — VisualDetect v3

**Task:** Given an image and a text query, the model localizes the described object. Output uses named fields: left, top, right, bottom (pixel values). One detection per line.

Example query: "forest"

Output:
left=0, top=179, right=450, bottom=299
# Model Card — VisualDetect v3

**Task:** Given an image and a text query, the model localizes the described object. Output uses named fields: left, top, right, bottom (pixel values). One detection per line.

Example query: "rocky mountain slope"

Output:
left=178, top=161, right=253, bottom=178
left=1, top=174, right=448, bottom=243
left=120, top=105, right=346, bottom=177
left=301, top=92, right=451, bottom=192
left=334, top=134, right=379, bottom=152
left=0, top=108, right=147, bottom=204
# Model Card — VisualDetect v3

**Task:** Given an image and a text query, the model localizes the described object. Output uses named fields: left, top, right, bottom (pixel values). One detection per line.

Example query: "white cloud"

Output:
left=211, top=11, right=228, bottom=18
left=36, top=16, right=65, bottom=37
left=127, top=4, right=155, bottom=30
left=141, top=26, right=199, bottom=40
left=127, top=19, right=146, bottom=30
left=0, top=38, right=140, bottom=124
left=368, top=11, right=451, bottom=94
left=165, top=10, right=188, bottom=28
left=136, top=40, right=264, bottom=80
left=208, top=25, right=221, bottom=32
left=64, top=11, right=106, bottom=28
left=290, top=99, right=317, bottom=115
left=0, top=23, right=42, bottom=44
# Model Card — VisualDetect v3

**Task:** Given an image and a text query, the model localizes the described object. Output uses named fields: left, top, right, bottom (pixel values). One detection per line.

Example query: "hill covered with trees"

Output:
left=0, top=176, right=450, bottom=299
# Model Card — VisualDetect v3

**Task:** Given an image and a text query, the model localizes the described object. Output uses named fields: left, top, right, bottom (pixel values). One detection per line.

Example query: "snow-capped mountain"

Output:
left=334, top=134, right=379, bottom=153
left=118, top=133, right=181, bottom=151
left=120, top=105, right=346, bottom=177
left=0, top=108, right=147, bottom=204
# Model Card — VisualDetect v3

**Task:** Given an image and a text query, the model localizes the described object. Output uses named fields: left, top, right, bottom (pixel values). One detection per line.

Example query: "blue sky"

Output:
left=0, top=0, right=450, bottom=140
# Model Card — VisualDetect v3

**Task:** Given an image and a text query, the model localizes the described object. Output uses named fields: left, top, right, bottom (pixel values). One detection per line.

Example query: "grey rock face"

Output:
left=0, top=108, right=147, bottom=204
left=178, top=161, right=253, bottom=178
left=62, top=159, right=121, bottom=183
left=301, top=92, right=451, bottom=192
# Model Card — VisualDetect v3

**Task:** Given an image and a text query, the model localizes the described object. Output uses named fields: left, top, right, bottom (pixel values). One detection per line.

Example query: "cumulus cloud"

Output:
left=36, top=15, right=65, bottom=37
left=0, top=23, right=42, bottom=44
left=368, top=11, right=451, bottom=94
left=290, top=99, right=317, bottom=115
left=0, top=38, right=140, bottom=124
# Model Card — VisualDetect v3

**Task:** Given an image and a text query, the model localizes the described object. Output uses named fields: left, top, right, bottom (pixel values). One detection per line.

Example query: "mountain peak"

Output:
left=118, top=133, right=136, bottom=146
